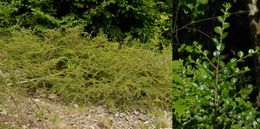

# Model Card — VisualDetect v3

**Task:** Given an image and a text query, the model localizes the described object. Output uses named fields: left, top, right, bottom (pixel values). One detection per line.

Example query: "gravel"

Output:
left=0, top=96, right=172, bottom=129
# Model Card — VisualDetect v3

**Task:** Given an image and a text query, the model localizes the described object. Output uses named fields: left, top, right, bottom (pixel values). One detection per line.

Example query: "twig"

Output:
left=184, top=27, right=213, bottom=39
left=173, top=1, right=180, bottom=45
left=0, top=89, right=19, bottom=106
left=7, top=72, right=63, bottom=86
left=173, top=10, right=249, bottom=34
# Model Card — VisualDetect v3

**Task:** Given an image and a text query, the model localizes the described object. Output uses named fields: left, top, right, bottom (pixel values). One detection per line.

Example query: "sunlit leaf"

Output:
left=237, top=51, right=244, bottom=58
left=213, top=50, right=220, bottom=57
left=223, top=22, right=230, bottom=29
left=217, top=43, right=225, bottom=51
left=217, top=16, right=224, bottom=23
left=231, top=78, right=238, bottom=84
left=248, top=49, right=254, bottom=54
left=214, top=26, right=222, bottom=34
left=240, top=85, right=253, bottom=98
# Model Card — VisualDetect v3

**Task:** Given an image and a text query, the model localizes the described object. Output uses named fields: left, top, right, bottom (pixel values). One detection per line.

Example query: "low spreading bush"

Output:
left=0, top=27, right=171, bottom=112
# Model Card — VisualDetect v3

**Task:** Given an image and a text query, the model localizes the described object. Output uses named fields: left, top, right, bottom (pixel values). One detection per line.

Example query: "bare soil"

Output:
left=0, top=93, right=172, bottom=129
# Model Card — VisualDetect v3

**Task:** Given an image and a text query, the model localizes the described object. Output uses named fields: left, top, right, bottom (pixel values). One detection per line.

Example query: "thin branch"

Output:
left=6, top=72, right=63, bottom=86
left=173, top=10, right=249, bottom=34
left=184, top=27, right=213, bottom=39
left=194, top=44, right=217, bottom=69
left=173, top=1, right=180, bottom=45
left=0, top=89, right=18, bottom=106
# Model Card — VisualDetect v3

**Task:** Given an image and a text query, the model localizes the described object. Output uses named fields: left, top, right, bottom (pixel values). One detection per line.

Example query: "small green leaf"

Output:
left=224, top=12, right=231, bottom=18
left=231, top=78, right=238, bottom=84
left=224, top=3, right=232, bottom=9
left=197, top=44, right=203, bottom=49
left=160, top=14, right=169, bottom=20
left=186, top=46, right=193, bottom=53
left=212, top=38, right=219, bottom=45
left=193, top=41, right=198, bottom=45
left=243, top=66, right=250, bottom=72
left=186, top=3, right=194, bottom=10
left=220, top=9, right=225, bottom=13
left=172, top=60, right=183, bottom=70
left=214, top=26, right=222, bottom=34
left=230, top=58, right=237, bottom=63
left=223, top=69, right=231, bottom=77
left=203, top=50, right=209, bottom=55
left=253, top=121, right=258, bottom=127
left=234, top=67, right=240, bottom=73
left=178, top=44, right=186, bottom=52
left=202, top=61, right=209, bottom=69
left=240, top=85, right=253, bottom=98
left=237, top=51, right=244, bottom=58
left=213, top=50, right=220, bottom=57
left=217, top=16, right=224, bottom=23
left=212, top=57, right=218, bottom=63
left=222, top=32, right=228, bottom=39
left=220, top=61, right=225, bottom=68
left=187, top=65, right=192, bottom=70
left=248, top=49, right=254, bottom=54
left=216, top=43, right=225, bottom=51
left=196, top=58, right=202, bottom=64
left=194, top=115, right=203, bottom=122
left=223, top=22, right=230, bottom=29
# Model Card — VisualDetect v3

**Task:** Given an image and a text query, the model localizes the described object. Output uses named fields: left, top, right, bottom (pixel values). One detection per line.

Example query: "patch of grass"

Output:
left=152, top=109, right=171, bottom=129
left=0, top=84, right=35, bottom=128
left=155, top=117, right=170, bottom=129
left=50, top=113, right=66, bottom=129
left=0, top=27, right=171, bottom=112
left=0, top=121, right=21, bottom=129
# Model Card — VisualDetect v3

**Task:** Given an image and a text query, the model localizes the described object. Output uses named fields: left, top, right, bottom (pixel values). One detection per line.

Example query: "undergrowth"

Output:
left=0, top=27, right=171, bottom=112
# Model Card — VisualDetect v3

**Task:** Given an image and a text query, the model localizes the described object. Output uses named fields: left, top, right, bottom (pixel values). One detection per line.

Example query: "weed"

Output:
left=97, top=116, right=113, bottom=129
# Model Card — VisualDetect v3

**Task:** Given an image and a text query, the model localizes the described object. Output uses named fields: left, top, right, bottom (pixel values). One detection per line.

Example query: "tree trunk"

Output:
left=249, top=0, right=260, bottom=107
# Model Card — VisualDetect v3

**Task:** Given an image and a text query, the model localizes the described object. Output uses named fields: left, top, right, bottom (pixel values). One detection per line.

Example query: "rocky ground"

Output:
left=0, top=93, right=172, bottom=129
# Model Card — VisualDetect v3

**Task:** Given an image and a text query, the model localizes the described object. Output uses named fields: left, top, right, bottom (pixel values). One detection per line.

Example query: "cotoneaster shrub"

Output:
left=173, top=3, right=259, bottom=128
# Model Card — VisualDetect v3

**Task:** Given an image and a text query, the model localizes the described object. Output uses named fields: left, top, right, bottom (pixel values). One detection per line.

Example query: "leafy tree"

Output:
left=0, top=0, right=171, bottom=44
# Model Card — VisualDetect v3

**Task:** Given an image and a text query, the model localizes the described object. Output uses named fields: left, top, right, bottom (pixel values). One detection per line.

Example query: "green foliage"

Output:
left=0, top=0, right=171, bottom=44
left=0, top=1, right=20, bottom=32
left=178, top=0, right=208, bottom=20
left=0, top=27, right=171, bottom=112
left=173, top=3, right=260, bottom=128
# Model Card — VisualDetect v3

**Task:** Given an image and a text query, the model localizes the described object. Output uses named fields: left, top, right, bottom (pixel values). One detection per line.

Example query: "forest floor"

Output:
left=0, top=91, right=172, bottom=129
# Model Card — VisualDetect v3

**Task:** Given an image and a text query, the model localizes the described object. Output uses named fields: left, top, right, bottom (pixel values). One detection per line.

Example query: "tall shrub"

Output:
left=0, top=0, right=171, bottom=44
left=173, top=3, right=259, bottom=128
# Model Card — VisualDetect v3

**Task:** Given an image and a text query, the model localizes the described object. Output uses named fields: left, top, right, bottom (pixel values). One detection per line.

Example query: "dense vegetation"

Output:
left=173, top=1, right=260, bottom=128
left=0, top=0, right=172, bottom=115
left=0, top=0, right=171, bottom=44
left=1, top=0, right=259, bottom=128
left=0, top=27, right=171, bottom=112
